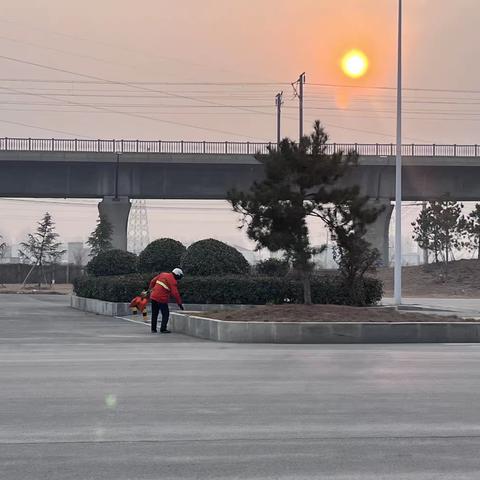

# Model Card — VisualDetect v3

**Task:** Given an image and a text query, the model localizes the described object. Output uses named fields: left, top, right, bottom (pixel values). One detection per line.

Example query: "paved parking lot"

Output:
left=1, top=294, right=480, bottom=479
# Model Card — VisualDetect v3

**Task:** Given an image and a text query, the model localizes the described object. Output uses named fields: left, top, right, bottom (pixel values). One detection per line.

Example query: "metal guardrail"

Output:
left=0, top=137, right=479, bottom=157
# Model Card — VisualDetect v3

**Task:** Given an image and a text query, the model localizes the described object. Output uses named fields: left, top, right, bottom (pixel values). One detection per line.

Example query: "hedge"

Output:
left=181, top=239, right=250, bottom=276
left=86, top=249, right=138, bottom=277
left=256, top=258, right=290, bottom=277
left=73, top=273, right=383, bottom=306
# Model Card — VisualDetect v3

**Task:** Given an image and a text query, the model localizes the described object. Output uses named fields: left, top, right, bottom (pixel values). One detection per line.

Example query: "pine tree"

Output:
left=87, top=214, right=113, bottom=256
left=317, top=195, right=381, bottom=302
left=228, top=121, right=381, bottom=304
left=465, top=203, right=480, bottom=259
left=19, top=212, right=66, bottom=286
left=412, top=200, right=465, bottom=276
left=412, top=207, right=441, bottom=263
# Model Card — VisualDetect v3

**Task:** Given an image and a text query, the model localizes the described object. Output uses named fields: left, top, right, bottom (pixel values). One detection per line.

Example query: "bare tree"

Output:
left=0, top=235, right=6, bottom=259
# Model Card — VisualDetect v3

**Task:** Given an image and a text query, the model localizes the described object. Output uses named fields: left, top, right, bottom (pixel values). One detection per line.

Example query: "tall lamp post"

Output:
left=394, top=0, right=403, bottom=305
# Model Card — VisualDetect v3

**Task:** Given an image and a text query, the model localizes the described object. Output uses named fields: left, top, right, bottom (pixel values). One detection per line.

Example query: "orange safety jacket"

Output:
left=129, top=296, right=149, bottom=312
left=149, top=272, right=182, bottom=304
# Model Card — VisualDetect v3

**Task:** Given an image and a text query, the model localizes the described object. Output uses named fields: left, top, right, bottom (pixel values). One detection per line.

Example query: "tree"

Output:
left=316, top=196, right=381, bottom=303
left=465, top=204, right=480, bottom=260
left=412, top=206, right=441, bottom=263
left=18, top=212, right=66, bottom=286
left=0, top=235, right=6, bottom=259
left=72, top=248, right=88, bottom=267
left=87, top=213, right=113, bottom=256
left=412, top=199, right=465, bottom=276
left=228, top=121, right=381, bottom=304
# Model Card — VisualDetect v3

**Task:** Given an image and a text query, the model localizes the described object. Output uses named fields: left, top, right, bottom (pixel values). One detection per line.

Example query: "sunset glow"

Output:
left=341, top=49, right=369, bottom=78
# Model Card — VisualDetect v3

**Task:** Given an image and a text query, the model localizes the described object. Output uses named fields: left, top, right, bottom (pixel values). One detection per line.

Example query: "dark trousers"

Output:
left=151, top=300, right=169, bottom=332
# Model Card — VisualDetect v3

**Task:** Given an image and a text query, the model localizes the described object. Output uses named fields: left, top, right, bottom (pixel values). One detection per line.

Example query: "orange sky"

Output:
left=0, top=0, right=479, bottom=244
left=1, top=0, right=478, bottom=144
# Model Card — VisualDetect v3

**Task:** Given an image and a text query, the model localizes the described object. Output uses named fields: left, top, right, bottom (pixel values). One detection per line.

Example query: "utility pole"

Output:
left=292, top=72, right=306, bottom=141
left=275, top=92, right=283, bottom=146
left=394, top=0, right=403, bottom=305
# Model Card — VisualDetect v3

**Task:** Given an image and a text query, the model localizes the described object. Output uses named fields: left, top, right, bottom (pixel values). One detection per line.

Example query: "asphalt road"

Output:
left=1, top=294, right=480, bottom=479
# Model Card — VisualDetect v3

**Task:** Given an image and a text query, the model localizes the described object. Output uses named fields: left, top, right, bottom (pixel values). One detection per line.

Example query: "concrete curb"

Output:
left=70, top=295, right=253, bottom=316
left=169, top=312, right=480, bottom=344
left=71, top=296, right=480, bottom=343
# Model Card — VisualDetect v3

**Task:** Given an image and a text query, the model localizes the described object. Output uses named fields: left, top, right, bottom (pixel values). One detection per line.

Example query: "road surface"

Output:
left=1, top=294, right=480, bottom=479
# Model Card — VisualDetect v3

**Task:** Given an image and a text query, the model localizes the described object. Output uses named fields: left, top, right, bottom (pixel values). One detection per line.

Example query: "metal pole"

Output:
left=275, top=92, right=283, bottom=146
left=299, top=73, right=306, bottom=140
left=394, top=0, right=403, bottom=305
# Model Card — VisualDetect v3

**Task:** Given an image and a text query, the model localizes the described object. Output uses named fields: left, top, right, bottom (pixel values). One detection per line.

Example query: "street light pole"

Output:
left=275, top=92, right=283, bottom=147
left=298, top=72, right=306, bottom=140
left=394, top=0, right=403, bottom=305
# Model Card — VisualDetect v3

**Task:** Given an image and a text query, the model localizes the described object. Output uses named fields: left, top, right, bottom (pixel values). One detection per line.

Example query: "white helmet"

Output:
left=172, top=268, right=184, bottom=278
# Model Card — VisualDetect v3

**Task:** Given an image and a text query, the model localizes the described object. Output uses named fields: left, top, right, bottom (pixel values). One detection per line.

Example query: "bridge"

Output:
left=2, top=137, right=479, bottom=156
left=1, top=137, right=480, bottom=263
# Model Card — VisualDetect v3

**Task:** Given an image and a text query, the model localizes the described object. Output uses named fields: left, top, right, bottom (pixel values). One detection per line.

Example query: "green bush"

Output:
left=138, top=238, right=186, bottom=273
left=181, top=239, right=250, bottom=276
left=256, top=258, right=290, bottom=277
left=86, top=249, right=138, bottom=277
left=73, top=272, right=383, bottom=306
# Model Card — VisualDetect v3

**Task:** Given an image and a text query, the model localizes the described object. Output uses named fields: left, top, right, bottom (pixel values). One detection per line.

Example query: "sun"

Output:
left=341, top=49, right=369, bottom=79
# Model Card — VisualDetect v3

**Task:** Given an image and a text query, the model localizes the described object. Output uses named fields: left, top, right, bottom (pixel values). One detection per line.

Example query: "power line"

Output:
left=0, top=84, right=269, bottom=141
left=0, top=55, right=278, bottom=120
left=307, top=82, right=480, bottom=95
left=0, top=17, right=271, bottom=79
left=0, top=119, right=88, bottom=137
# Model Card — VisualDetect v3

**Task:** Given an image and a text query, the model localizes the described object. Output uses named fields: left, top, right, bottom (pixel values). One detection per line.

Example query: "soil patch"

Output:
left=376, top=259, right=480, bottom=298
left=198, top=304, right=477, bottom=323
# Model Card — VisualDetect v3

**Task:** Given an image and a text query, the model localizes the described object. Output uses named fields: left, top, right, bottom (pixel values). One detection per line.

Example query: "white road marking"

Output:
left=115, top=316, right=150, bottom=326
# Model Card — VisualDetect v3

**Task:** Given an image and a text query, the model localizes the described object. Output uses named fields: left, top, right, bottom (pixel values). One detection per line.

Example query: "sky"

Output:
left=0, top=0, right=479, bottom=250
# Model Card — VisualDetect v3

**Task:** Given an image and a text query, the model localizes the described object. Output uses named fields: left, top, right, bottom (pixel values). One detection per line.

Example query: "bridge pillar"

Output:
left=364, top=199, right=394, bottom=266
left=98, top=196, right=131, bottom=251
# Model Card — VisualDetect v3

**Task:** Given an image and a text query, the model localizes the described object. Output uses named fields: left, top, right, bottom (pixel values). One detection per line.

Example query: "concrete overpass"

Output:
left=1, top=138, right=480, bottom=263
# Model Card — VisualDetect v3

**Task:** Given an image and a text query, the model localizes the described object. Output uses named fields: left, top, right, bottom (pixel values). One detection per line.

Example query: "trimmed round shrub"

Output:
left=138, top=238, right=186, bottom=273
left=256, top=258, right=290, bottom=277
left=181, top=239, right=250, bottom=276
left=86, top=249, right=137, bottom=277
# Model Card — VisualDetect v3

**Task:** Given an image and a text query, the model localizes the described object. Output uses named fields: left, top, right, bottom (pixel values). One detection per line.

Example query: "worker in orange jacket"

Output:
left=149, top=268, right=184, bottom=333
left=129, top=291, right=149, bottom=322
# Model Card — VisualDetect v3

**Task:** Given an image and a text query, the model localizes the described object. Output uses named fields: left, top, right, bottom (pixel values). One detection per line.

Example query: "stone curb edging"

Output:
left=70, top=295, right=253, bottom=317
left=70, top=296, right=480, bottom=343
left=169, top=312, right=480, bottom=344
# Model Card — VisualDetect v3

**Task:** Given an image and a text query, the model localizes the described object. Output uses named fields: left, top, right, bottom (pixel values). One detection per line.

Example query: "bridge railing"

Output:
left=0, top=137, right=479, bottom=157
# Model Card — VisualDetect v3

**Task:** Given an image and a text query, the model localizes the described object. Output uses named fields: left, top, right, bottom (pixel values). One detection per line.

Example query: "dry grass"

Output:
left=376, top=259, right=480, bottom=298
left=0, top=284, right=73, bottom=295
